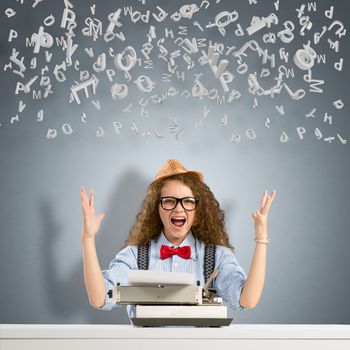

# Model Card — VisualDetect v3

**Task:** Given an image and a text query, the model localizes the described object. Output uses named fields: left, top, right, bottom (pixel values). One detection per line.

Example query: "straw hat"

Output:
left=152, top=159, right=204, bottom=184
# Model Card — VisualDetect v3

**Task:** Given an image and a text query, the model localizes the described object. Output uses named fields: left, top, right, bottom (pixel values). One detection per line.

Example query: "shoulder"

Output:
left=115, top=245, right=139, bottom=262
left=215, top=244, right=239, bottom=264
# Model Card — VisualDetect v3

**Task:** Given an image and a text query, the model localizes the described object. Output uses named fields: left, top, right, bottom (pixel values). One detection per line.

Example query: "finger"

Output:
left=265, top=190, right=277, bottom=207
left=252, top=210, right=259, bottom=220
left=270, top=190, right=277, bottom=201
left=97, top=212, right=105, bottom=223
left=80, top=186, right=86, bottom=199
left=261, top=190, right=276, bottom=214
left=81, top=186, right=88, bottom=199
left=89, top=188, right=94, bottom=208
left=260, top=190, right=268, bottom=209
left=80, top=186, right=89, bottom=210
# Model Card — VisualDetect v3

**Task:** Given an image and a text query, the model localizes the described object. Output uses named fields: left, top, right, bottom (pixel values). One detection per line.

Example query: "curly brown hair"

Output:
left=125, top=173, right=234, bottom=249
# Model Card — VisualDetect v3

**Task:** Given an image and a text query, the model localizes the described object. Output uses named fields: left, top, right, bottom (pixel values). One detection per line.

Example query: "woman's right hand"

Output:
left=80, top=186, right=105, bottom=240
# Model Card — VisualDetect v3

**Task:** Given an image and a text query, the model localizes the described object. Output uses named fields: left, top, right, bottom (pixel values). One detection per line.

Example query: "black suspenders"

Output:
left=203, top=244, right=216, bottom=287
left=137, top=243, right=216, bottom=287
left=137, top=245, right=149, bottom=270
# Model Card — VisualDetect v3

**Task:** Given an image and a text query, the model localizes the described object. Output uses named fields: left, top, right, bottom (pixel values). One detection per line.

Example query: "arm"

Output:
left=82, top=237, right=106, bottom=308
left=80, top=186, right=106, bottom=308
left=239, top=242, right=267, bottom=308
left=240, top=190, right=276, bottom=309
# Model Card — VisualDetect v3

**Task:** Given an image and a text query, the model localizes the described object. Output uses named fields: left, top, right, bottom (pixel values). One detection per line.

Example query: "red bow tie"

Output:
left=160, top=245, right=191, bottom=260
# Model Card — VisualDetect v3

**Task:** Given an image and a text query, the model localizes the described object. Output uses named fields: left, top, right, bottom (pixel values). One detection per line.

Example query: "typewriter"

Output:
left=107, top=270, right=232, bottom=327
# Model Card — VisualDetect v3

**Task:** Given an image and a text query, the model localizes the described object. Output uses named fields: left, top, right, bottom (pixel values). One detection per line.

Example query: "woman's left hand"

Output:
left=251, top=190, right=276, bottom=239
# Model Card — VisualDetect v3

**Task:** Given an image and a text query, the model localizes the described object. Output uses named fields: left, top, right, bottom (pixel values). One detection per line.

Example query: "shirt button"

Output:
left=174, top=263, right=178, bottom=267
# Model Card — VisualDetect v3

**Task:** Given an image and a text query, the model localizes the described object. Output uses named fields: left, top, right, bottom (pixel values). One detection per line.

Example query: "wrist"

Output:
left=81, top=234, right=95, bottom=245
left=255, top=231, right=268, bottom=239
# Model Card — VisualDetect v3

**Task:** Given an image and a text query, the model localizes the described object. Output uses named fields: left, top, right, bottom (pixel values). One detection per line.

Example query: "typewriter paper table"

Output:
left=1, top=324, right=349, bottom=350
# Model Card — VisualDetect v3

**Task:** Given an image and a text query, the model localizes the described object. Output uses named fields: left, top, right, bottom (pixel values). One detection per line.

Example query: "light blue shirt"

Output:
left=100, top=232, right=247, bottom=318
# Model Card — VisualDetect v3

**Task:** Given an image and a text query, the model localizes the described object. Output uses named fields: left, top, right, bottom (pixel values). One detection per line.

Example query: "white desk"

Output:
left=1, top=324, right=350, bottom=350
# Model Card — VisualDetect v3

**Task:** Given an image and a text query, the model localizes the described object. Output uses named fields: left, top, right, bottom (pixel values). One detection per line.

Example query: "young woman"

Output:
left=81, top=159, right=276, bottom=318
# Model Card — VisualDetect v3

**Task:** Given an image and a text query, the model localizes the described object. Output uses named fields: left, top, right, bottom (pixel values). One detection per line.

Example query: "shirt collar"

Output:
left=155, top=231, right=197, bottom=261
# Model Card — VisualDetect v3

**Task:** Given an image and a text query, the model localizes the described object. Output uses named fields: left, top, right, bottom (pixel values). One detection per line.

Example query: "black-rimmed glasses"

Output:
left=160, top=197, right=199, bottom=211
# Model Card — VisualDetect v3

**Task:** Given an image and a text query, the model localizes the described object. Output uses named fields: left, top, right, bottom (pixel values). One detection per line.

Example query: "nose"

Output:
left=174, top=200, right=184, bottom=212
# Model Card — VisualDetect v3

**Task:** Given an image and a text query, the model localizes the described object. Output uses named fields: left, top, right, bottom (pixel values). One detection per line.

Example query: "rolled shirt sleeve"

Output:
left=214, top=246, right=247, bottom=311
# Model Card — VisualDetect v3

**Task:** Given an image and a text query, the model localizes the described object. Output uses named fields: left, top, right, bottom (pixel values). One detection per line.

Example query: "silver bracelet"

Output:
left=255, top=237, right=270, bottom=244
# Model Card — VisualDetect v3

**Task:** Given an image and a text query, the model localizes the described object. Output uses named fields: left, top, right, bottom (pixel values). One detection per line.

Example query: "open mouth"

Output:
left=171, top=217, right=186, bottom=228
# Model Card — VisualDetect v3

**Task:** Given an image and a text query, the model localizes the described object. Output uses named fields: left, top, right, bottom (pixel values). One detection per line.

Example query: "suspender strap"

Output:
left=204, top=244, right=216, bottom=288
left=137, top=244, right=150, bottom=270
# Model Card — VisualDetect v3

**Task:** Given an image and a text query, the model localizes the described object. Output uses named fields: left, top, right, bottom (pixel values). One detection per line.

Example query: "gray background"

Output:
left=0, top=0, right=349, bottom=324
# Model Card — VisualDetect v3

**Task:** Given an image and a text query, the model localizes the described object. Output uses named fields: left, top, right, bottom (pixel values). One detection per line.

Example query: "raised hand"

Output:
left=251, top=190, right=276, bottom=239
left=80, top=186, right=105, bottom=240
